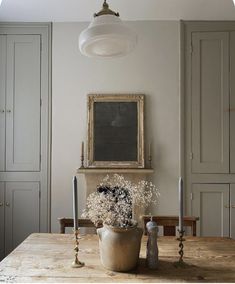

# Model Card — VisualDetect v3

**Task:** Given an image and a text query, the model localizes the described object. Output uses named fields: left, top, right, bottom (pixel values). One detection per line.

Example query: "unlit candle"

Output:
left=73, top=176, right=78, bottom=231
left=149, top=141, right=151, bottom=157
left=179, top=177, right=183, bottom=232
left=81, top=141, right=84, bottom=157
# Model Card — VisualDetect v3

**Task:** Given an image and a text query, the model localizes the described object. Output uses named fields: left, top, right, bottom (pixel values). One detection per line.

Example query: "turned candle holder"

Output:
left=174, top=229, right=186, bottom=268
left=177, top=229, right=185, bottom=263
left=72, top=229, right=84, bottom=268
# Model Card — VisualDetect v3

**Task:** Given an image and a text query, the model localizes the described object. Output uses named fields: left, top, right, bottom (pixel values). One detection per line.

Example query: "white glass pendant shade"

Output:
left=79, top=15, right=137, bottom=58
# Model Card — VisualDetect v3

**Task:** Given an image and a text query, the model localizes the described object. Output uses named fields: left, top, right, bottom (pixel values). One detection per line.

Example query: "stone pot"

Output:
left=97, top=224, right=143, bottom=272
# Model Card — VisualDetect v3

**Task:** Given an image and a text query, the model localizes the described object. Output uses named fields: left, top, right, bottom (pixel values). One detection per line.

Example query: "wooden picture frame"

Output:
left=87, top=94, right=145, bottom=168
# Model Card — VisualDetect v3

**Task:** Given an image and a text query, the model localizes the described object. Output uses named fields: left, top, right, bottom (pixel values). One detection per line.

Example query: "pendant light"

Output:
left=78, top=0, right=137, bottom=58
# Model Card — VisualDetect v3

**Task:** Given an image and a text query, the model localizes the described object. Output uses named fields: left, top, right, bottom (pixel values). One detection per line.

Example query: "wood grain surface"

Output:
left=0, top=233, right=235, bottom=282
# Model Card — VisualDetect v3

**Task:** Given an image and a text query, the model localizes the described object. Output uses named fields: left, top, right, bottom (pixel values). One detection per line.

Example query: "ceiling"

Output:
left=0, top=0, right=235, bottom=22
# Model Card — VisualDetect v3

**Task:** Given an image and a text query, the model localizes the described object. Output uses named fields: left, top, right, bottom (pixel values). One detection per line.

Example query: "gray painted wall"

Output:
left=51, top=21, right=180, bottom=232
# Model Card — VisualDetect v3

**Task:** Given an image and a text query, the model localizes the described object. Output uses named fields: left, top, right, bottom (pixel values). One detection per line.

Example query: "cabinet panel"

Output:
left=6, top=35, right=41, bottom=172
left=0, top=35, right=6, bottom=171
left=191, top=32, right=229, bottom=173
left=230, top=32, right=235, bottom=173
left=231, top=184, right=235, bottom=239
left=0, top=182, right=4, bottom=260
left=5, top=182, right=40, bottom=255
left=192, top=184, right=229, bottom=237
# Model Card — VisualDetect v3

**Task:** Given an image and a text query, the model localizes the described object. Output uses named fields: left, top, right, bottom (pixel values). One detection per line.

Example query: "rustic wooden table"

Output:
left=0, top=233, right=235, bottom=282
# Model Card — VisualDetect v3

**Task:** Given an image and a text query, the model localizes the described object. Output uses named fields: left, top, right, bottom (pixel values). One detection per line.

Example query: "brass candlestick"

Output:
left=177, top=229, right=185, bottom=263
left=174, top=229, right=186, bottom=268
left=72, top=229, right=84, bottom=268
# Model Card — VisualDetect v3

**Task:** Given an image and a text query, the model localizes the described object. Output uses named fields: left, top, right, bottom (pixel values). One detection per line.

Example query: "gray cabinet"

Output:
left=0, top=35, right=6, bottom=171
left=230, top=185, right=235, bottom=238
left=230, top=33, right=235, bottom=174
left=184, top=22, right=235, bottom=238
left=191, top=32, right=230, bottom=174
left=0, top=24, right=51, bottom=259
left=0, top=182, right=4, bottom=260
left=192, top=184, right=230, bottom=237
left=0, top=34, right=41, bottom=172
left=6, top=35, right=41, bottom=172
left=0, top=182, right=40, bottom=256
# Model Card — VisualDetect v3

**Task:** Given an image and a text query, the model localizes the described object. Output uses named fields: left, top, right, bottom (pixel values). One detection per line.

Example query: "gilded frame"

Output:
left=87, top=94, right=145, bottom=168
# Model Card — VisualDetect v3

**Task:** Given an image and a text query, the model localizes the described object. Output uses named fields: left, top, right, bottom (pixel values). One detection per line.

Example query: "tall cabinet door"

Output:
left=5, top=35, right=41, bottom=172
left=0, top=182, right=4, bottom=260
left=5, top=182, right=40, bottom=255
left=192, top=184, right=230, bottom=237
left=230, top=32, right=235, bottom=173
left=0, top=35, right=6, bottom=171
left=191, top=32, right=230, bottom=173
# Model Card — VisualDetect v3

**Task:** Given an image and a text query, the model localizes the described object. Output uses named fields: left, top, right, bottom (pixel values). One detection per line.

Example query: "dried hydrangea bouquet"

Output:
left=82, top=174, right=159, bottom=272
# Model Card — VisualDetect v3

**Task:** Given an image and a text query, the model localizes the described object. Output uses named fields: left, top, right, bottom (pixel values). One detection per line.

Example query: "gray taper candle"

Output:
left=73, top=176, right=78, bottom=231
left=179, top=177, right=183, bottom=232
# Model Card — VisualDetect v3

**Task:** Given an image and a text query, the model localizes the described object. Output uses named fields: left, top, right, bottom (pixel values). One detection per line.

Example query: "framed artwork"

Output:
left=87, top=94, right=145, bottom=168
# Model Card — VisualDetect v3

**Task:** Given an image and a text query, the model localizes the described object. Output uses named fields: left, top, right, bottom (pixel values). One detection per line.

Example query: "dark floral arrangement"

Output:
left=82, top=174, right=159, bottom=228
left=97, top=185, right=133, bottom=226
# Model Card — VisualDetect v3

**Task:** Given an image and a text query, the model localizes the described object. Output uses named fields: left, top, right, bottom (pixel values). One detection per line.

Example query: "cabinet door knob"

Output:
left=224, top=205, right=230, bottom=208
left=6, top=110, right=11, bottom=113
left=0, top=109, right=4, bottom=113
left=0, top=202, right=3, bottom=207
left=6, top=202, right=10, bottom=207
left=232, top=205, right=235, bottom=209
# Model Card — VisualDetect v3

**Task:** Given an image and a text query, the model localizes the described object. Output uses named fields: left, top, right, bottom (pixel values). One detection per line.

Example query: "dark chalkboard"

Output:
left=94, top=102, right=138, bottom=161
left=87, top=94, right=145, bottom=168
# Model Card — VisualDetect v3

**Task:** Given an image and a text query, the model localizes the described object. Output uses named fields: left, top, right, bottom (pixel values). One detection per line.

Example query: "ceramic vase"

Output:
left=97, top=224, right=143, bottom=272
